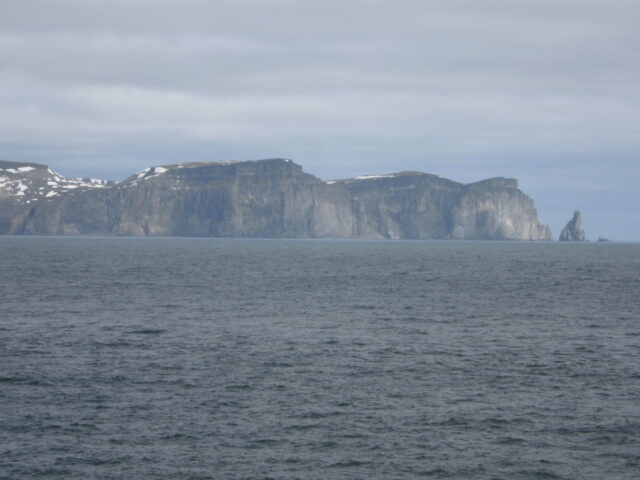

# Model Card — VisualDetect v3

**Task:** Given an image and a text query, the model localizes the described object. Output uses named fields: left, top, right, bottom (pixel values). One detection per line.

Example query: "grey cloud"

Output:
left=0, top=0, right=639, bottom=238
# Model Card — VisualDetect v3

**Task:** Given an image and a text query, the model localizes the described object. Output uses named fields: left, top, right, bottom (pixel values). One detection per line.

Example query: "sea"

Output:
left=1, top=237, right=639, bottom=480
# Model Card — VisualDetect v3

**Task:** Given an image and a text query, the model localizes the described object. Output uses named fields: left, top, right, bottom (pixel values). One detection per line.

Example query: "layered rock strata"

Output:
left=1, top=158, right=552, bottom=240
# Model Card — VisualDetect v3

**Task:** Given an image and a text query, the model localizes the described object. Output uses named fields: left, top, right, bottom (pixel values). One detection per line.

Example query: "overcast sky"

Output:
left=1, top=0, right=639, bottom=239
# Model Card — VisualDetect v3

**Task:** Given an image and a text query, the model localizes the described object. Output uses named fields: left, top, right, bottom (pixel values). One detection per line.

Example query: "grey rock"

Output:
left=1, top=158, right=552, bottom=240
left=559, top=210, right=586, bottom=241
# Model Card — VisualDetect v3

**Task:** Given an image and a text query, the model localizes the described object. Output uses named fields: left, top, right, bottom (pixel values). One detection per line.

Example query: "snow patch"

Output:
left=126, top=166, right=172, bottom=184
left=325, top=174, right=397, bottom=184
left=70, top=178, right=108, bottom=188
left=355, top=174, right=397, bottom=180
left=135, top=168, right=150, bottom=179
left=1, top=166, right=111, bottom=202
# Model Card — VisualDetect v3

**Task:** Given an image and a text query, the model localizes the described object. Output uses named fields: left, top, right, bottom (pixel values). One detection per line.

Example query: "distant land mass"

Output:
left=0, top=158, right=552, bottom=240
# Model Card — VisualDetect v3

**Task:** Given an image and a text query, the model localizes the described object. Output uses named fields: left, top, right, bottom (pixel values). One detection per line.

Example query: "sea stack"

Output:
left=559, top=210, right=586, bottom=242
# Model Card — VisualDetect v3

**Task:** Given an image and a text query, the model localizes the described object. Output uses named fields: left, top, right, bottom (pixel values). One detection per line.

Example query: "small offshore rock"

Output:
left=559, top=210, right=586, bottom=242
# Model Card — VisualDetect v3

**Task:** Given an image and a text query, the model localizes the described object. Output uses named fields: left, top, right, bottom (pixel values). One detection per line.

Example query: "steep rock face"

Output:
left=0, top=160, right=113, bottom=234
left=13, top=159, right=356, bottom=238
left=451, top=178, right=552, bottom=240
left=330, top=172, right=463, bottom=239
left=559, top=210, right=586, bottom=241
left=2, top=158, right=552, bottom=240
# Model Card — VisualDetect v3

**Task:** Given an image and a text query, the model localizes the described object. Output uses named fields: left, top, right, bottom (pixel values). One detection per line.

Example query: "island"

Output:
left=1, top=158, right=552, bottom=240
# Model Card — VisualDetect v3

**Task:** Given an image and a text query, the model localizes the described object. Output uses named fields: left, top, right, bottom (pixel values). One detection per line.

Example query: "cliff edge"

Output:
left=1, top=158, right=552, bottom=240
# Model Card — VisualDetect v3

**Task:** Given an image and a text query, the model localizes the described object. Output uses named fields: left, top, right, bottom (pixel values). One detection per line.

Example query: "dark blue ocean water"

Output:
left=1, top=237, right=639, bottom=479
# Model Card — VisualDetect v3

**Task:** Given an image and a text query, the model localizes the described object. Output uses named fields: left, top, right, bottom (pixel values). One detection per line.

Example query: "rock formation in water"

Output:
left=0, top=158, right=552, bottom=240
left=559, top=210, right=586, bottom=242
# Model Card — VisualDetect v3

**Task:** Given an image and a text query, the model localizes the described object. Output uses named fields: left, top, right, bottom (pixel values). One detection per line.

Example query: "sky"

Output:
left=1, top=0, right=639, bottom=239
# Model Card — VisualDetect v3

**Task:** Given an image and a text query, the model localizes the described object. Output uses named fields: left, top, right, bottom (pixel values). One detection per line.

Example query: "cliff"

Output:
left=0, top=158, right=552, bottom=240
left=559, top=210, right=587, bottom=241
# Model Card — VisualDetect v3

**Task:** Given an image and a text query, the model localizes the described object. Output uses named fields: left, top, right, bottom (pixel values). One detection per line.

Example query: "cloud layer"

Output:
left=1, top=0, right=639, bottom=238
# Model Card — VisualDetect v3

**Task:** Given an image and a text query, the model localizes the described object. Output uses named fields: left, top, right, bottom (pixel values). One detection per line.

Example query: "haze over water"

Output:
left=1, top=237, right=639, bottom=479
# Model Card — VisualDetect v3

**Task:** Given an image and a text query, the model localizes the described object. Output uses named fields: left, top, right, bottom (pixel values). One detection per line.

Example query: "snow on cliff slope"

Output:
left=0, top=161, right=112, bottom=204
